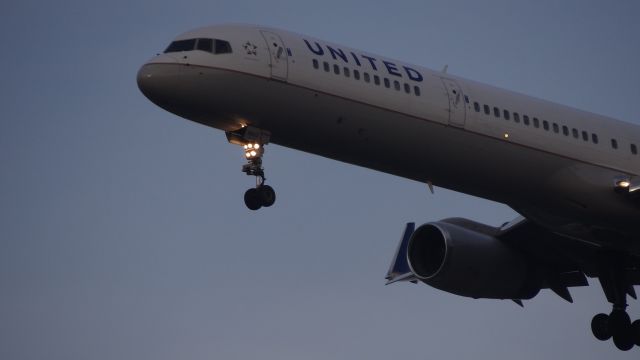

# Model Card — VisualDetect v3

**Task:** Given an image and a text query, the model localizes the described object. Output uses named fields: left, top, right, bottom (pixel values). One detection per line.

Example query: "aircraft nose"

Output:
left=136, top=63, right=161, bottom=102
left=136, top=61, right=213, bottom=124
left=136, top=62, right=184, bottom=109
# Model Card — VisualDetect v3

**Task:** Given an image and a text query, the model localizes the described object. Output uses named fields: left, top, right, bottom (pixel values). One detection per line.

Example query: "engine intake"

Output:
left=407, top=219, right=540, bottom=300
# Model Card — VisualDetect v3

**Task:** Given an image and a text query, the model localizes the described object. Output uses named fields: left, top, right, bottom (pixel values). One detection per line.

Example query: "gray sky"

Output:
left=2, top=0, right=640, bottom=359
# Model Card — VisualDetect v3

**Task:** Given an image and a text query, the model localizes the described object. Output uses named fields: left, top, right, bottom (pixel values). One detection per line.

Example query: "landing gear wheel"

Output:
left=244, top=188, right=262, bottom=210
left=609, top=309, right=631, bottom=336
left=610, top=310, right=633, bottom=351
left=258, top=185, right=276, bottom=207
left=613, top=330, right=634, bottom=351
left=591, top=313, right=611, bottom=341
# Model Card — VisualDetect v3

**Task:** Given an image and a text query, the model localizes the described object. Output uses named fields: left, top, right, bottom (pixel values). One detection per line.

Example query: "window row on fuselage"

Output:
left=311, top=59, right=422, bottom=97
left=470, top=99, right=638, bottom=155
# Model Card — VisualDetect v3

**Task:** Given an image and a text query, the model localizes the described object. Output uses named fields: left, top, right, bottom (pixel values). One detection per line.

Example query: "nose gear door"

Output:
left=260, top=30, right=288, bottom=81
left=441, top=78, right=466, bottom=127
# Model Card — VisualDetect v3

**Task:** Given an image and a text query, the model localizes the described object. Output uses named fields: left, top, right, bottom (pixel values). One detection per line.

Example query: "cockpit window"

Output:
left=215, top=40, right=232, bottom=54
left=164, top=39, right=197, bottom=53
left=196, top=38, right=213, bottom=53
left=164, top=38, right=232, bottom=54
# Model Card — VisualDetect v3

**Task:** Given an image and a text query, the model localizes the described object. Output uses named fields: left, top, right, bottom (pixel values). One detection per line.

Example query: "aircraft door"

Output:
left=260, top=30, right=288, bottom=81
left=440, top=78, right=466, bottom=127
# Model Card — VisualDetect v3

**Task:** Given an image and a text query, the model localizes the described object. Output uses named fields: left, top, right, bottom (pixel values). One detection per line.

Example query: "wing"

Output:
left=495, top=216, right=590, bottom=302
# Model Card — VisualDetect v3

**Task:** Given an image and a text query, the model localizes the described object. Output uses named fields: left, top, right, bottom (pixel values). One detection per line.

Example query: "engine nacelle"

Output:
left=407, top=219, right=540, bottom=300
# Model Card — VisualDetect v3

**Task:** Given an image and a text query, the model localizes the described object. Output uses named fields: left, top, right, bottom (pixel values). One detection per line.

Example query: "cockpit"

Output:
left=164, top=38, right=232, bottom=54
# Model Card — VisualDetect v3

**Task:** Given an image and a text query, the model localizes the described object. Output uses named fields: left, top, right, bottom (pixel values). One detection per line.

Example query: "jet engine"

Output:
left=406, top=219, right=540, bottom=300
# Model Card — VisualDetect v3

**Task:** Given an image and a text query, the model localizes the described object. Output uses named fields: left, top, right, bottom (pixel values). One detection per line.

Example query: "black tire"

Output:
left=244, top=188, right=262, bottom=210
left=591, top=313, right=611, bottom=341
left=258, top=185, right=276, bottom=207
left=613, top=330, right=634, bottom=351
left=631, top=320, right=640, bottom=346
left=609, top=310, right=631, bottom=336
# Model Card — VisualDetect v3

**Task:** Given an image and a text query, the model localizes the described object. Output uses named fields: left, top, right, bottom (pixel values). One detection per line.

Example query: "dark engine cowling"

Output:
left=407, top=219, right=540, bottom=300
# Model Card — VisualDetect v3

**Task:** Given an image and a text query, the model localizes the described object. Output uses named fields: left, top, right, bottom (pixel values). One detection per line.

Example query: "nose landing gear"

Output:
left=226, top=126, right=276, bottom=211
left=241, top=142, right=276, bottom=210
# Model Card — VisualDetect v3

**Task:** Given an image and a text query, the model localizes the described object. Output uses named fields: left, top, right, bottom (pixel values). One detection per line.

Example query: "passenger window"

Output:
left=543, top=121, right=549, bottom=131
left=343, top=67, right=350, bottom=77
left=197, top=38, right=213, bottom=53
left=632, top=144, right=638, bottom=155
left=514, top=112, right=520, bottom=123
left=164, top=39, right=197, bottom=53
left=354, top=70, right=360, bottom=80
left=394, top=80, right=401, bottom=91
left=562, top=126, right=569, bottom=136
left=414, top=86, right=421, bottom=96
left=364, top=72, right=370, bottom=82
left=374, top=75, right=380, bottom=85
left=611, top=139, right=618, bottom=149
left=474, top=102, right=480, bottom=112
left=323, top=61, right=330, bottom=72
left=592, top=133, right=599, bottom=144
left=312, top=59, right=319, bottom=69
left=493, top=107, right=500, bottom=118
left=582, top=131, right=588, bottom=141
left=572, top=128, right=579, bottom=138
left=333, top=64, right=340, bottom=74
left=552, top=123, right=559, bottom=133
left=504, top=110, right=510, bottom=120
left=214, top=40, right=232, bottom=54
left=384, top=78, right=390, bottom=88
left=404, top=83, right=410, bottom=93
left=533, top=117, right=539, bottom=128
left=464, top=95, right=470, bottom=103
left=484, top=105, right=490, bottom=115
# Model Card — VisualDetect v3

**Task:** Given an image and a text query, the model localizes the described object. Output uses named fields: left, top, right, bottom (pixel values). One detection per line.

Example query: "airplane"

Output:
left=137, top=24, right=640, bottom=351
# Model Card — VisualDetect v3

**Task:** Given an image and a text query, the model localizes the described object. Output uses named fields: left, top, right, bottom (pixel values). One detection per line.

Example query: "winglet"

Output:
left=385, top=223, right=417, bottom=285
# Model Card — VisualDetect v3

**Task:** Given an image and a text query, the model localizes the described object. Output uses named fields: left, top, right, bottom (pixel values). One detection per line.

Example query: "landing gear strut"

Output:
left=226, top=126, right=276, bottom=211
left=242, top=143, right=276, bottom=210
left=591, top=254, right=640, bottom=351
left=241, top=142, right=276, bottom=210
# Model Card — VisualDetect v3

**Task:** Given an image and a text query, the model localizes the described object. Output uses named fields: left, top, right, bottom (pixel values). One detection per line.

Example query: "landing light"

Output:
left=243, top=143, right=260, bottom=151
left=242, top=142, right=264, bottom=160
left=617, top=180, right=631, bottom=188
left=503, top=133, right=510, bottom=139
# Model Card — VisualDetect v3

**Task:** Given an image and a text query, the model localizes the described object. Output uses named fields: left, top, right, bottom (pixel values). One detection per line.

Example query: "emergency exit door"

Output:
left=441, top=78, right=466, bottom=127
left=260, top=30, right=288, bottom=81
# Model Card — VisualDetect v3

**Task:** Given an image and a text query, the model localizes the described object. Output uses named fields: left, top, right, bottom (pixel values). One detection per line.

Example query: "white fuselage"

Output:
left=137, top=24, right=640, bottom=253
